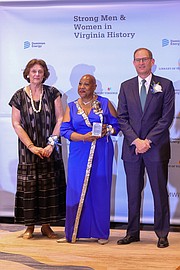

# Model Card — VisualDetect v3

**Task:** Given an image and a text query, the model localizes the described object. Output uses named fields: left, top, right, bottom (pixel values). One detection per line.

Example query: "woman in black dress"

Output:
left=9, top=59, right=66, bottom=239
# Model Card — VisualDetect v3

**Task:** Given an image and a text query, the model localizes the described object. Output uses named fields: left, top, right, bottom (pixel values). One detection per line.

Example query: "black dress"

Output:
left=9, top=85, right=66, bottom=225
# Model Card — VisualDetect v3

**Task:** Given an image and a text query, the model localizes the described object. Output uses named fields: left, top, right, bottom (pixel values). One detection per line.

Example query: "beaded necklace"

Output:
left=29, top=88, right=43, bottom=113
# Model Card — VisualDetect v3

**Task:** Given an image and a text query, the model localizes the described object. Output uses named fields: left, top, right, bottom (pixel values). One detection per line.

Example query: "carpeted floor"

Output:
left=0, top=224, right=179, bottom=270
left=0, top=224, right=93, bottom=269
left=0, top=251, right=93, bottom=269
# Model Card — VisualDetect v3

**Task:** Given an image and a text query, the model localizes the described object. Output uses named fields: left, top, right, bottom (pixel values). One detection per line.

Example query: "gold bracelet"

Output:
left=27, top=143, right=34, bottom=149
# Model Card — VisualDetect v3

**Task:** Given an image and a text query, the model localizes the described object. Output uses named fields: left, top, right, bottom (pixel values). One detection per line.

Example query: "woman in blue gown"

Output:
left=60, top=74, right=120, bottom=244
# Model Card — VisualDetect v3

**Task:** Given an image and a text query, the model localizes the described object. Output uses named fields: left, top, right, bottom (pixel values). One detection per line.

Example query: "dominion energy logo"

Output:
left=24, top=41, right=45, bottom=49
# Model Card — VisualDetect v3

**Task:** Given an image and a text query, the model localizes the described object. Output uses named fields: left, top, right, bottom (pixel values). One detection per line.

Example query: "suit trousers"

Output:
left=124, top=157, right=170, bottom=238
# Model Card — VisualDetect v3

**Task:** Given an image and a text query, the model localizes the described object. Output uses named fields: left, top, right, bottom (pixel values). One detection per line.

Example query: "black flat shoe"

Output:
left=157, top=237, right=169, bottom=248
left=117, top=235, right=140, bottom=245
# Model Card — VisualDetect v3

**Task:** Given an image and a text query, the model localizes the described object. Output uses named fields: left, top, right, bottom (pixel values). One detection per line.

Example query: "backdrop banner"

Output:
left=0, top=1, right=179, bottom=224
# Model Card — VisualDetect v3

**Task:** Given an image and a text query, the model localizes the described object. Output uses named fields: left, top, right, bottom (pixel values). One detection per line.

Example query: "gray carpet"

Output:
left=0, top=252, right=94, bottom=269
left=0, top=224, right=94, bottom=269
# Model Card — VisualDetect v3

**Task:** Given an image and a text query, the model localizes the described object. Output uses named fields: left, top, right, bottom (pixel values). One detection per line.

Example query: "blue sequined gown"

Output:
left=60, top=95, right=120, bottom=242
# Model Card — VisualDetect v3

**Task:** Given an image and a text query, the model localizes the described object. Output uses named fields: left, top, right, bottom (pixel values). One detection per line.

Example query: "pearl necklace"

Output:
left=29, top=88, right=43, bottom=113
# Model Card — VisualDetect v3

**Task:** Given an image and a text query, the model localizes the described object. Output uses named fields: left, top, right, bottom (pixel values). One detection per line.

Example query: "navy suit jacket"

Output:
left=117, top=74, right=175, bottom=162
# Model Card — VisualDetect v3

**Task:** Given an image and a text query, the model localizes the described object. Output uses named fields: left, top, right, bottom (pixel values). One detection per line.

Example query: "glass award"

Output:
left=92, top=122, right=102, bottom=136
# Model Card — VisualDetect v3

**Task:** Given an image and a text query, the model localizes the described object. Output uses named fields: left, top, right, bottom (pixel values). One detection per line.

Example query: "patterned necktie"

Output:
left=140, top=79, right=146, bottom=110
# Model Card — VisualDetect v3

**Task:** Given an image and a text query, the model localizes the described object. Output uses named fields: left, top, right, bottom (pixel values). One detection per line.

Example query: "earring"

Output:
left=27, top=75, right=29, bottom=78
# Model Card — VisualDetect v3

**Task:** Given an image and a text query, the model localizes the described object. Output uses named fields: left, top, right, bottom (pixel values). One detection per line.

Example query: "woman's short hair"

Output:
left=23, top=59, right=50, bottom=83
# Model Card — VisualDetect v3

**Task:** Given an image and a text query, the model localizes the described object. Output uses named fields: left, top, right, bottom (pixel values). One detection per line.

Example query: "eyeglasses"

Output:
left=134, top=57, right=151, bottom=63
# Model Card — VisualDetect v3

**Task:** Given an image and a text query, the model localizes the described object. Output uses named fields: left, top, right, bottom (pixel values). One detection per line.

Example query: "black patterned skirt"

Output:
left=14, top=159, right=66, bottom=226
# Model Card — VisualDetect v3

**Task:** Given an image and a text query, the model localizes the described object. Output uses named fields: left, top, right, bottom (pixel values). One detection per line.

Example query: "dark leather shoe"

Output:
left=117, top=235, right=140, bottom=245
left=157, top=237, right=169, bottom=248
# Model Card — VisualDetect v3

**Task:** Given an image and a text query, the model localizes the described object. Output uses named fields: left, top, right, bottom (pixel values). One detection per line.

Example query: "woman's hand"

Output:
left=41, top=145, right=54, bottom=158
left=28, top=145, right=45, bottom=159
left=101, top=124, right=108, bottom=137
left=83, top=124, right=108, bottom=142
left=83, top=132, right=99, bottom=142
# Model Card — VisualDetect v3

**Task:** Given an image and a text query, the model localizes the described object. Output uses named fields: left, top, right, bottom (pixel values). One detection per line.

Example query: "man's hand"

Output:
left=133, top=138, right=151, bottom=155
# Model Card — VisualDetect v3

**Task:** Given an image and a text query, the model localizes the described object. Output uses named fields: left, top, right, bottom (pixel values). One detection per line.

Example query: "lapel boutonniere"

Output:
left=150, top=81, right=163, bottom=94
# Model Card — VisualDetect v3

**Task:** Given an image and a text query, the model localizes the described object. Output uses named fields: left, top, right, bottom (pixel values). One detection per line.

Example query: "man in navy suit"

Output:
left=117, top=48, right=175, bottom=248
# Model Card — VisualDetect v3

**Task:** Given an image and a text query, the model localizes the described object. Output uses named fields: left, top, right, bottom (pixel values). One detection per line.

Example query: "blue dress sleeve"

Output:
left=99, top=96, right=120, bottom=135
left=109, top=115, right=121, bottom=136
left=60, top=121, right=74, bottom=141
